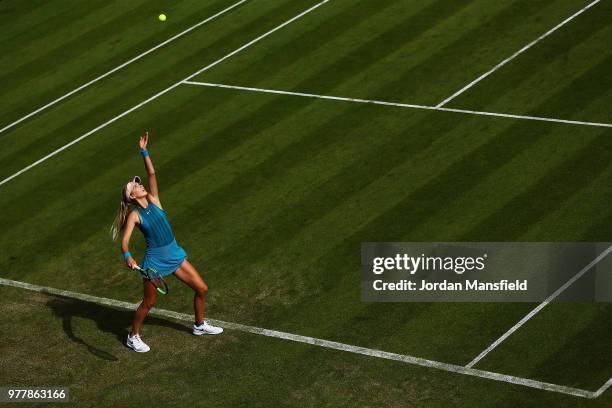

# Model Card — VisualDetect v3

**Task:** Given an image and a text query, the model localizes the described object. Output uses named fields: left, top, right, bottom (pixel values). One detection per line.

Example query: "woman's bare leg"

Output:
left=130, top=279, right=157, bottom=336
left=174, top=259, right=208, bottom=324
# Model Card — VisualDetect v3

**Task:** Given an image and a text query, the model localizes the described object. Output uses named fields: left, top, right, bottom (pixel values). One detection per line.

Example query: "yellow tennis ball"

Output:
left=159, top=14, right=166, bottom=22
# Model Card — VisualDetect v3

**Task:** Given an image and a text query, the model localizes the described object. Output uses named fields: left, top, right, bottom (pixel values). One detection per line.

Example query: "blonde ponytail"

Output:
left=110, top=195, right=131, bottom=241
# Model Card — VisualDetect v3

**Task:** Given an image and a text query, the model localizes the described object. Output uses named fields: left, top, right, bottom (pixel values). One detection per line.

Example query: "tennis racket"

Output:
left=135, top=265, right=169, bottom=295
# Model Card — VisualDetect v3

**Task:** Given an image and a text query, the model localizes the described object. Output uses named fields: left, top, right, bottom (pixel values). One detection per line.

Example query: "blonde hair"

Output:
left=110, top=187, right=131, bottom=241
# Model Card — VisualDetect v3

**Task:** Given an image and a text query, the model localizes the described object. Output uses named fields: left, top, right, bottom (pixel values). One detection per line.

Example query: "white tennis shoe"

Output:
left=193, top=321, right=223, bottom=335
left=126, top=334, right=150, bottom=352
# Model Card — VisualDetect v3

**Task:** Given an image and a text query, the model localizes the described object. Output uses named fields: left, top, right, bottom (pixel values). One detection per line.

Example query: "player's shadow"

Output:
left=46, top=296, right=190, bottom=360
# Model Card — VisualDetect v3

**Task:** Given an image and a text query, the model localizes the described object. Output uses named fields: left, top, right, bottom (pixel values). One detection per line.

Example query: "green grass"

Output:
left=0, top=0, right=611, bottom=406
left=1, top=287, right=610, bottom=407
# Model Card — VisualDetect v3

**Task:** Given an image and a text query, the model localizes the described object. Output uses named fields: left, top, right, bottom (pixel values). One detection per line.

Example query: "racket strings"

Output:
left=137, top=268, right=168, bottom=294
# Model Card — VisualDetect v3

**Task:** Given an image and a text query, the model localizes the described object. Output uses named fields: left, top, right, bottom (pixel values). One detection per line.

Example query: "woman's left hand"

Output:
left=139, top=131, right=149, bottom=150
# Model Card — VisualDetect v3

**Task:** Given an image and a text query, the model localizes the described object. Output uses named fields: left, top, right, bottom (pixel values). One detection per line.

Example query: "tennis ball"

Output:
left=159, top=14, right=167, bottom=22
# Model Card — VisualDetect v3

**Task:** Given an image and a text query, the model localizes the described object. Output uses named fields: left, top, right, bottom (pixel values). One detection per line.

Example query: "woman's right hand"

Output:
left=126, top=256, right=139, bottom=270
left=139, top=131, right=149, bottom=150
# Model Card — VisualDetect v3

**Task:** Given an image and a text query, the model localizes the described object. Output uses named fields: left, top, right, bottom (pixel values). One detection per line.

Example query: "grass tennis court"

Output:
left=1, top=0, right=611, bottom=406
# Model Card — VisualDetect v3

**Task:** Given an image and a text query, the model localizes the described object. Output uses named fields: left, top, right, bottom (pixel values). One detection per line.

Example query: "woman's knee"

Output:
left=195, top=282, right=208, bottom=296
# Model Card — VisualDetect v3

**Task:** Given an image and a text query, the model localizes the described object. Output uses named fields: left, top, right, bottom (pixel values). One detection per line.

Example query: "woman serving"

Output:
left=111, top=131, right=223, bottom=352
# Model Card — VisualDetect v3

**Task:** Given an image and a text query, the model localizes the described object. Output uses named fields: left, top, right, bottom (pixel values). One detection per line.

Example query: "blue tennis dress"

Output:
left=136, top=202, right=187, bottom=277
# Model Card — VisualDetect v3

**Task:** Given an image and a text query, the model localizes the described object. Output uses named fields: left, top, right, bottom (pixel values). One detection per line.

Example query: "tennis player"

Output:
left=111, top=131, right=223, bottom=352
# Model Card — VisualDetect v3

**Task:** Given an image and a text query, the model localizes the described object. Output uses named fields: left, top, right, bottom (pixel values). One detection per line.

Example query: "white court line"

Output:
left=435, top=0, right=602, bottom=108
left=0, top=0, right=248, bottom=134
left=594, top=378, right=612, bottom=398
left=0, top=0, right=330, bottom=188
left=0, top=276, right=607, bottom=399
left=465, top=245, right=612, bottom=369
left=181, top=81, right=612, bottom=128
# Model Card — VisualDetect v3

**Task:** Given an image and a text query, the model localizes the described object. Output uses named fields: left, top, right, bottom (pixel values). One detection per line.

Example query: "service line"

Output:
left=181, top=81, right=612, bottom=128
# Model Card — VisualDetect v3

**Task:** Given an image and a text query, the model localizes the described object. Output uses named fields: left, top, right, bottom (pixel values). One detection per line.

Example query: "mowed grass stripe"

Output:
left=461, top=130, right=612, bottom=240
left=0, top=0, right=313, bottom=180
left=448, top=0, right=612, bottom=121
left=0, top=0, right=152, bottom=87
left=520, top=49, right=612, bottom=123
left=408, top=126, right=608, bottom=241
left=290, top=123, right=550, bottom=256
left=0, top=0, right=106, bottom=47
left=0, top=0, right=239, bottom=127
left=520, top=165, right=612, bottom=241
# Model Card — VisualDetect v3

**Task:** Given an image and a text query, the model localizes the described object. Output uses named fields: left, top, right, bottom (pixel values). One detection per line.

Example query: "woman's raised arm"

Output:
left=139, top=131, right=159, bottom=198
